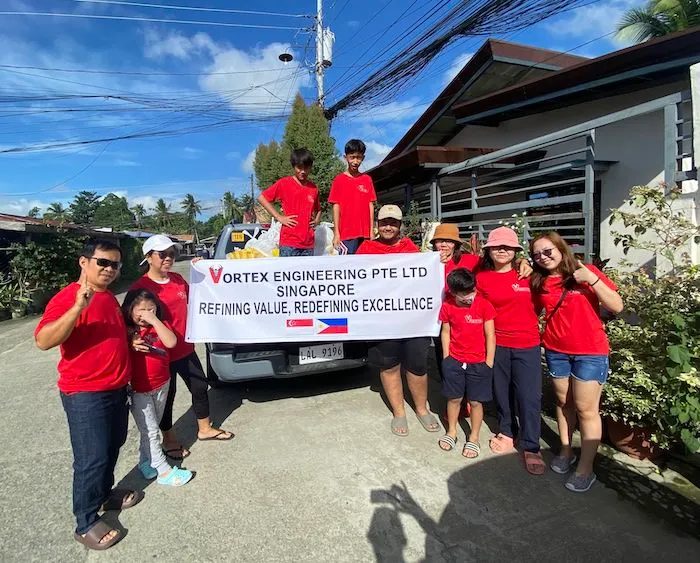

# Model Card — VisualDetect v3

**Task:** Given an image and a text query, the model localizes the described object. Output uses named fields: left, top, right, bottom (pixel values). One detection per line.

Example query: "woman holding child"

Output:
left=530, top=232, right=623, bottom=492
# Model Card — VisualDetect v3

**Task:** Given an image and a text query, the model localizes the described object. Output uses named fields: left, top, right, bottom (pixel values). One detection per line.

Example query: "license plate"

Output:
left=231, top=232, right=245, bottom=242
left=299, top=343, right=344, bottom=364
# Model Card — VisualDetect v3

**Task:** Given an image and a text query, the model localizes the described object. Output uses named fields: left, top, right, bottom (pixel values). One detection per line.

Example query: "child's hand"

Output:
left=139, top=308, right=158, bottom=325
left=278, top=214, right=298, bottom=228
left=131, top=333, right=149, bottom=353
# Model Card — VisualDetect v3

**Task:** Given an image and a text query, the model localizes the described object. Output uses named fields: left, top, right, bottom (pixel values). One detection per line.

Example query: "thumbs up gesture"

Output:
left=573, top=260, right=599, bottom=285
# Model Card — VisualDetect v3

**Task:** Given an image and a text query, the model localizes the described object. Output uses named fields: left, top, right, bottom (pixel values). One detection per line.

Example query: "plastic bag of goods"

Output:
left=244, top=219, right=282, bottom=257
left=314, top=222, right=338, bottom=256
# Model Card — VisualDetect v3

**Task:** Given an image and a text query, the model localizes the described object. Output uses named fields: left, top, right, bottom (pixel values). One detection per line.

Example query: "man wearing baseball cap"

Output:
left=357, top=205, right=441, bottom=436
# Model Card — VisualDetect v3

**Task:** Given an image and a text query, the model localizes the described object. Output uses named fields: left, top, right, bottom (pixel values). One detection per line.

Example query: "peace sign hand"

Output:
left=573, top=260, right=599, bottom=285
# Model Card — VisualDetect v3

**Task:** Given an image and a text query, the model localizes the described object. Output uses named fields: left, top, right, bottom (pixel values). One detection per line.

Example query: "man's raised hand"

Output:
left=74, top=272, right=94, bottom=311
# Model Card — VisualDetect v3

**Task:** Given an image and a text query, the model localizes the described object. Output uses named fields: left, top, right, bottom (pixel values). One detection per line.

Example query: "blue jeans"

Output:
left=342, top=238, right=365, bottom=254
left=493, top=345, right=542, bottom=452
left=545, top=350, right=609, bottom=384
left=279, top=246, right=313, bottom=257
left=61, top=387, right=129, bottom=534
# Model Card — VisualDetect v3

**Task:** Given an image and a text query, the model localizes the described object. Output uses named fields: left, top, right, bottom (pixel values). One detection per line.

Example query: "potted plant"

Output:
left=602, top=184, right=700, bottom=458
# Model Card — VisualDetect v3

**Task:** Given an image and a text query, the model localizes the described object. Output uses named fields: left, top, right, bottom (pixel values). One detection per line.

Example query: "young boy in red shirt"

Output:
left=329, top=139, right=377, bottom=254
left=258, top=148, right=321, bottom=257
left=34, top=239, right=142, bottom=551
left=438, top=268, right=496, bottom=459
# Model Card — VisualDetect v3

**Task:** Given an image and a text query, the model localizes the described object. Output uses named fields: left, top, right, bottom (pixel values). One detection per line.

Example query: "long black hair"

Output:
left=121, top=289, right=164, bottom=330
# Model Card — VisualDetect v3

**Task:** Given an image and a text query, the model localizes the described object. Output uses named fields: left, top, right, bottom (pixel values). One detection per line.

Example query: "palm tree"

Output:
left=617, top=0, right=700, bottom=43
left=44, top=202, right=70, bottom=223
left=154, top=198, right=171, bottom=231
left=131, top=204, right=146, bottom=229
left=222, top=191, right=243, bottom=222
left=239, top=193, right=256, bottom=223
left=27, top=206, right=40, bottom=218
left=181, top=193, right=202, bottom=229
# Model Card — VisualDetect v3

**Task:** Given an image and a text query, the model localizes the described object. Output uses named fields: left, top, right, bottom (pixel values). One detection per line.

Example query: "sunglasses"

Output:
left=154, top=250, right=176, bottom=259
left=90, top=257, right=122, bottom=270
left=489, top=245, right=517, bottom=252
left=532, top=247, right=556, bottom=261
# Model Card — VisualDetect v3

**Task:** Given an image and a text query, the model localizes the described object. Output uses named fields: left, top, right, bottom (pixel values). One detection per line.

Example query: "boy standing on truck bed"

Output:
left=258, top=148, right=321, bottom=257
left=329, top=139, right=377, bottom=255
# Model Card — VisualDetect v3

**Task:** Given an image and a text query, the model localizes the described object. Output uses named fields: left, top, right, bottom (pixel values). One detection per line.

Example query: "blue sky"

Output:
left=0, top=0, right=643, bottom=218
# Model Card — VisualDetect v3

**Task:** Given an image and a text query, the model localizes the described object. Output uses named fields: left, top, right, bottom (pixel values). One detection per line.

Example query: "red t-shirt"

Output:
left=356, top=237, right=419, bottom=254
left=533, top=265, right=617, bottom=355
left=130, top=273, right=194, bottom=361
left=444, top=253, right=479, bottom=282
left=328, top=173, right=377, bottom=240
left=439, top=295, right=496, bottom=363
left=129, top=324, right=172, bottom=393
left=476, top=269, right=540, bottom=349
left=35, top=283, right=130, bottom=394
left=261, top=176, right=320, bottom=249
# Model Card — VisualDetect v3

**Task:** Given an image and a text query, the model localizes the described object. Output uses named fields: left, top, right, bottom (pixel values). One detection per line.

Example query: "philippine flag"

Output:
left=317, top=318, right=349, bottom=335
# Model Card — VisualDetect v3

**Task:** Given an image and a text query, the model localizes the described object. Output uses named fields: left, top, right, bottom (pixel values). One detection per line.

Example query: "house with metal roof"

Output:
left=368, top=30, right=699, bottom=268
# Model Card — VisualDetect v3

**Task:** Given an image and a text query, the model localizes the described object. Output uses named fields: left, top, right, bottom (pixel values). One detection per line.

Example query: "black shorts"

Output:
left=442, top=356, right=493, bottom=402
left=368, top=337, right=430, bottom=375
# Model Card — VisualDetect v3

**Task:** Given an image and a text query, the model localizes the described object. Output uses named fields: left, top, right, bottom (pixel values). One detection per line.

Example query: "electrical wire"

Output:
left=70, top=0, right=311, bottom=18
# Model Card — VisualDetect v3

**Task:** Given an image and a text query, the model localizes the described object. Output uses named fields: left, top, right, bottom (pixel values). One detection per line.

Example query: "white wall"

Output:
left=447, top=80, right=698, bottom=268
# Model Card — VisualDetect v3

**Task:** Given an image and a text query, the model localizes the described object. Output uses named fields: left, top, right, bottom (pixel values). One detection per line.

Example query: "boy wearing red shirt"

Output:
left=258, top=147, right=321, bottom=257
left=329, top=139, right=377, bottom=254
left=438, top=268, right=496, bottom=459
left=34, top=240, right=141, bottom=551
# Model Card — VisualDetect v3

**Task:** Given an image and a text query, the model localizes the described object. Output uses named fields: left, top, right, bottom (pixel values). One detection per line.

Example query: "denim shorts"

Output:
left=544, top=350, right=609, bottom=384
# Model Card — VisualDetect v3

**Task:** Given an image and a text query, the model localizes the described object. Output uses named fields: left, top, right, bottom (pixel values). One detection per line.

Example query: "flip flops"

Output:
left=198, top=430, right=234, bottom=441
left=391, top=416, right=408, bottom=437
left=74, top=519, right=122, bottom=551
left=416, top=412, right=440, bottom=433
left=462, top=441, right=481, bottom=459
left=438, top=434, right=458, bottom=451
left=101, top=489, right=144, bottom=512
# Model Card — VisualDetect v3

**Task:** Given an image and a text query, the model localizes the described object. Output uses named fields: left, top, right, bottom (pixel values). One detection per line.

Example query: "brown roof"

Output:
left=452, top=27, right=700, bottom=125
left=382, top=39, right=586, bottom=161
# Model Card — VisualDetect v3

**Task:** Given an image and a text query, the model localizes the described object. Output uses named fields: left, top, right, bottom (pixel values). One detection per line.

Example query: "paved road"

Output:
left=0, top=261, right=697, bottom=562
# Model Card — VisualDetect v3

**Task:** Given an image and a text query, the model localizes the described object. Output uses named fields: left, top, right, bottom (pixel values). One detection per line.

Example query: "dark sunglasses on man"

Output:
left=89, top=257, right=123, bottom=270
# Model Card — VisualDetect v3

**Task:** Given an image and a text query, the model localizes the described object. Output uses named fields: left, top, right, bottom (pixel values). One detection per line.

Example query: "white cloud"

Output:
left=545, top=0, right=644, bottom=39
left=363, top=140, right=392, bottom=170
left=144, top=29, right=220, bottom=60
left=183, top=147, right=204, bottom=159
left=225, top=151, right=241, bottom=161
left=0, top=197, right=48, bottom=216
left=242, top=149, right=256, bottom=174
left=113, top=158, right=141, bottom=167
left=444, top=52, right=474, bottom=85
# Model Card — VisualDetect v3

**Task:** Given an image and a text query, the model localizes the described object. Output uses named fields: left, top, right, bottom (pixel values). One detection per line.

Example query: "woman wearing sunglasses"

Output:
left=130, top=235, right=233, bottom=461
left=476, top=227, right=545, bottom=475
left=530, top=232, right=623, bottom=492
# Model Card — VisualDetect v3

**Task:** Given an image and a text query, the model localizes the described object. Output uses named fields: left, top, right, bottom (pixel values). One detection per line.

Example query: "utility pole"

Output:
left=315, top=0, right=325, bottom=107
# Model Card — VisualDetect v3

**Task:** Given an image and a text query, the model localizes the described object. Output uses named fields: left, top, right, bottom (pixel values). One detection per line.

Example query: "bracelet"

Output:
left=590, top=278, right=600, bottom=287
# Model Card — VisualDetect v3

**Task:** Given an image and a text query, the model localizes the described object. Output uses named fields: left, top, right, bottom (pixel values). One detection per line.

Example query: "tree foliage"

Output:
left=43, top=202, right=70, bottom=223
left=181, top=193, right=202, bottom=228
left=93, top=193, right=135, bottom=231
left=69, top=190, right=100, bottom=225
left=617, top=0, right=700, bottom=43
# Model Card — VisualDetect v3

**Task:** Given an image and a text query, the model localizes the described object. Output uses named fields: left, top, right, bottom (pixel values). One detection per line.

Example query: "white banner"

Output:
left=185, top=253, right=443, bottom=344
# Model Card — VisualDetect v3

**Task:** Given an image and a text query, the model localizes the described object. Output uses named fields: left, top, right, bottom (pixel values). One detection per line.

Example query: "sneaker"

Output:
left=565, top=472, right=597, bottom=493
left=138, top=461, right=157, bottom=480
left=550, top=454, right=577, bottom=474
left=157, top=466, right=194, bottom=487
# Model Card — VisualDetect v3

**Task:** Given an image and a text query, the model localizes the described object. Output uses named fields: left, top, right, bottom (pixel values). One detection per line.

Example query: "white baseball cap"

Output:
left=377, top=204, right=403, bottom=221
left=140, top=234, right=181, bottom=265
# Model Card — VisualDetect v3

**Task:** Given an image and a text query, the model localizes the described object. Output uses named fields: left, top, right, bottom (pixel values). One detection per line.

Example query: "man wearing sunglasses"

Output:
left=35, top=239, right=142, bottom=550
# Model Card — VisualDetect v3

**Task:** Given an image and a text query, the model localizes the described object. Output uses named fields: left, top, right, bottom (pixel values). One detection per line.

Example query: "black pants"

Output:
left=492, top=345, right=542, bottom=453
left=61, top=387, right=129, bottom=534
left=160, top=352, right=210, bottom=431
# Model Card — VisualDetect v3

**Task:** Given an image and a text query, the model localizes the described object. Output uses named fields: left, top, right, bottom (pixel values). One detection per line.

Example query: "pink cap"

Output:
left=483, top=226, right=522, bottom=250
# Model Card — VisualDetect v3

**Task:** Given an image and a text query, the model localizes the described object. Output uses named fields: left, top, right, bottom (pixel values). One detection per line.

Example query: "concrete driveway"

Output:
left=0, top=262, right=697, bottom=562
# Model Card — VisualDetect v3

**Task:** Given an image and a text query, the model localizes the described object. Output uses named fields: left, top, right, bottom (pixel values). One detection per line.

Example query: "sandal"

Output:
left=198, top=430, right=234, bottom=441
left=523, top=451, right=547, bottom=475
left=416, top=412, right=440, bottom=433
left=162, top=446, right=190, bottom=461
left=101, top=489, right=144, bottom=512
left=438, top=434, right=458, bottom=452
left=391, top=416, right=408, bottom=437
left=462, top=441, right=481, bottom=459
left=74, top=519, right=122, bottom=551
left=489, top=433, right=515, bottom=454
left=157, top=466, right=194, bottom=487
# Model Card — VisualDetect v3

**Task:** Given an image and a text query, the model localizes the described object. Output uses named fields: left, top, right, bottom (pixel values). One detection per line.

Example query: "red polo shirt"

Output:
left=356, top=237, right=419, bottom=254
left=439, top=295, right=496, bottom=363
left=261, top=176, right=320, bottom=249
left=328, top=172, right=377, bottom=240
left=35, top=283, right=130, bottom=393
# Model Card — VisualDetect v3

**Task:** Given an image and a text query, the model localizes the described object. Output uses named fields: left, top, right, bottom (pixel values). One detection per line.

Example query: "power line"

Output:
left=71, top=0, right=311, bottom=18
left=0, top=11, right=306, bottom=30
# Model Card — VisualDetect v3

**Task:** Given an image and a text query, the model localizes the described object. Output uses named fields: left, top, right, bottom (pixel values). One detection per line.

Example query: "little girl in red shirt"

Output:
left=122, top=289, right=194, bottom=486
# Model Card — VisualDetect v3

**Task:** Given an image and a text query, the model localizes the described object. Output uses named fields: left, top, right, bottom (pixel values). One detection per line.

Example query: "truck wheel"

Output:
left=205, top=346, right=222, bottom=389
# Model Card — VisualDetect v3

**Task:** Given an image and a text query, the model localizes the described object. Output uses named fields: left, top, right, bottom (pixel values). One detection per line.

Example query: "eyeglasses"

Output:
left=154, top=250, right=176, bottom=259
left=532, top=247, right=556, bottom=261
left=90, top=257, right=122, bottom=270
